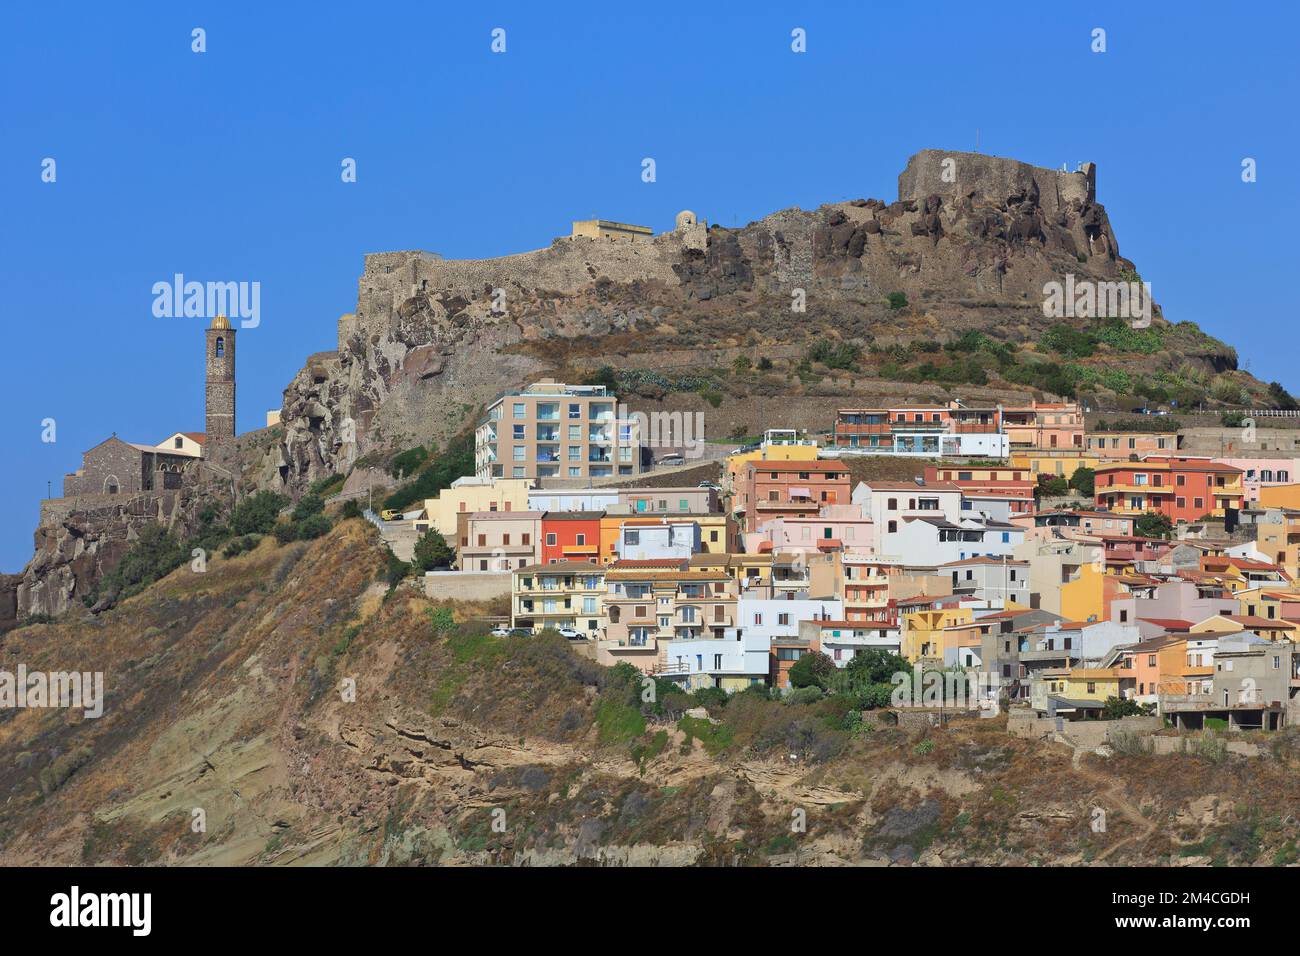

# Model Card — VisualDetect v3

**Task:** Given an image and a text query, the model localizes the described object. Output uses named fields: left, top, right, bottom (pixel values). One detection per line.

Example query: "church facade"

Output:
left=61, top=316, right=238, bottom=497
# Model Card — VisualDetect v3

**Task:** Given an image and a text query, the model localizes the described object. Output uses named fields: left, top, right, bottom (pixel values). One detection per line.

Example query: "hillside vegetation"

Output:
left=3, top=514, right=1299, bottom=866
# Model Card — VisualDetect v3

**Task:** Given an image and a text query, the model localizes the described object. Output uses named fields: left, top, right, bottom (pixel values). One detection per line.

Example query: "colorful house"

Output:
left=540, top=511, right=603, bottom=564
left=1094, top=457, right=1244, bottom=523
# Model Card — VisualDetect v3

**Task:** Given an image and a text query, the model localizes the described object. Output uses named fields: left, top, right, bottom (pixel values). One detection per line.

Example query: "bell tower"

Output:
left=205, top=315, right=236, bottom=452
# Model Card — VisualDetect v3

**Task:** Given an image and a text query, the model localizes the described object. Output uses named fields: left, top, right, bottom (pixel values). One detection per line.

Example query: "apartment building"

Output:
left=830, top=402, right=1008, bottom=458
left=1086, top=430, right=1179, bottom=459
left=736, top=460, right=851, bottom=533
left=476, top=379, right=641, bottom=481
left=853, top=480, right=963, bottom=556
left=1094, top=456, right=1244, bottom=522
left=510, top=561, right=607, bottom=634
left=601, top=560, right=740, bottom=672
left=798, top=618, right=902, bottom=666
left=1002, top=401, right=1084, bottom=450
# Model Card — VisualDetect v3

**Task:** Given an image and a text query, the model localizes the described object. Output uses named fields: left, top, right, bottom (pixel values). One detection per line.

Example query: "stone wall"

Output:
left=422, top=571, right=511, bottom=602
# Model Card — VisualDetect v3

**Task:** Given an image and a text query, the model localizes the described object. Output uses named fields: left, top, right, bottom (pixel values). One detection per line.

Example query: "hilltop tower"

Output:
left=205, top=315, right=236, bottom=453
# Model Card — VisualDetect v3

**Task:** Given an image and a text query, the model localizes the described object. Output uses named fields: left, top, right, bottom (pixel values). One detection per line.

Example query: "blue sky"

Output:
left=2, top=0, right=1296, bottom=572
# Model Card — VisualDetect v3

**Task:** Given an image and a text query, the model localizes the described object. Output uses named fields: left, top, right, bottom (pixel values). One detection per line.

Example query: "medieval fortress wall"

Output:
left=341, top=216, right=709, bottom=350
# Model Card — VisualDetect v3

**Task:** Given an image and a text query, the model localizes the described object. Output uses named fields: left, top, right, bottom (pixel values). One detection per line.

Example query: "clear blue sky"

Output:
left=2, top=0, right=1296, bottom=572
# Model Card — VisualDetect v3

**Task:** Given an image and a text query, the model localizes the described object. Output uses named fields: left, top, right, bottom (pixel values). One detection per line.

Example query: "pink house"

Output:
left=1214, top=457, right=1297, bottom=503
left=741, top=504, right=874, bottom=555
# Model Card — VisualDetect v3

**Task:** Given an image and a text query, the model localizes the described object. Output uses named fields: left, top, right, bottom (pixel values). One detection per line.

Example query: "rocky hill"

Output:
left=264, top=149, right=1254, bottom=492
left=2, top=515, right=1296, bottom=866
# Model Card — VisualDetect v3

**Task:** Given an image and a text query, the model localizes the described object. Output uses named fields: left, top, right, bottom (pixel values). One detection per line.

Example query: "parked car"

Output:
left=657, top=454, right=685, bottom=467
left=557, top=626, right=582, bottom=639
left=490, top=625, right=511, bottom=637
left=379, top=509, right=401, bottom=521
left=508, top=628, right=531, bottom=638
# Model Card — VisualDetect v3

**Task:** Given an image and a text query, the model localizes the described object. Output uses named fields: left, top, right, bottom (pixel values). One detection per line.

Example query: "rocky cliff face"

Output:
left=267, top=149, right=1193, bottom=492
left=12, top=487, right=218, bottom=621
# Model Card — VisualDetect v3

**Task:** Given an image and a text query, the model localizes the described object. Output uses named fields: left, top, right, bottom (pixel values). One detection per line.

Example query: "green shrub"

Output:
left=788, top=651, right=836, bottom=690
left=412, top=529, right=453, bottom=571
left=291, top=494, right=325, bottom=522
left=383, top=431, right=475, bottom=513
left=886, top=292, right=908, bottom=310
left=229, top=490, right=288, bottom=535
left=390, top=445, right=430, bottom=478
left=221, top=534, right=260, bottom=558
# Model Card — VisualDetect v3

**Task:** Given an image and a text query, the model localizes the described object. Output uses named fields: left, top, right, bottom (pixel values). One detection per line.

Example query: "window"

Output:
left=215, top=336, right=224, bottom=357
left=521, top=533, right=530, bottom=545
left=546, top=533, right=557, bottom=546
left=887, top=521, right=897, bottom=533
left=778, top=613, right=790, bottom=626
left=568, top=403, right=581, bottom=419
left=887, top=498, right=898, bottom=510
left=174, top=436, right=184, bottom=449
left=512, top=403, right=526, bottom=419
left=625, top=530, right=639, bottom=545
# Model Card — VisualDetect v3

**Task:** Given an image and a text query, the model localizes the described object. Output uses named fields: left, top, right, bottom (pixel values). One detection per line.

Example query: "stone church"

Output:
left=62, top=316, right=238, bottom=497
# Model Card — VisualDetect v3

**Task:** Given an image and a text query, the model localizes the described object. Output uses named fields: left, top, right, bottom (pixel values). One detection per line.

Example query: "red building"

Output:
left=1094, top=457, right=1244, bottom=524
left=540, top=511, right=603, bottom=564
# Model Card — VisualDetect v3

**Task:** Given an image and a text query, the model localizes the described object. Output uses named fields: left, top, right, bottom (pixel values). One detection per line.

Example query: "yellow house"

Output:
left=417, top=477, right=534, bottom=537
left=1032, top=667, right=1123, bottom=713
left=1060, top=563, right=1115, bottom=622
left=1259, top=484, right=1300, bottom=511
left=1009, top=449, right=1101, bottom=481
left=1254, top=508, right=1300, bottom=579
left=902, top=607, right=973, bottom=663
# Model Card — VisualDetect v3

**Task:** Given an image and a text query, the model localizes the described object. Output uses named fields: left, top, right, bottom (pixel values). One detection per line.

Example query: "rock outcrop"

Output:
left=266, top=149, right=1156, bottom=492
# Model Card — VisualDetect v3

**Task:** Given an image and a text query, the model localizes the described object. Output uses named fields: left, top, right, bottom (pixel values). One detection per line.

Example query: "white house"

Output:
left=798, top=618, right=902, bottom=666
left=892, top=516, right=1026, bottom=568
left=617, top=521, right=700, bottom=560
left=941, top=557, right=1031, bottom=606
left=853, top=480, right=965, bottom=557
left=736, top=597, right=842, bottom=643
left=660, top=631, right=770, bottom=691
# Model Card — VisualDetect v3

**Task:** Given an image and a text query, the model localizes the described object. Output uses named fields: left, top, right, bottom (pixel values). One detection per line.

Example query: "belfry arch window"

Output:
left=215, top=336, right=225, bottom=358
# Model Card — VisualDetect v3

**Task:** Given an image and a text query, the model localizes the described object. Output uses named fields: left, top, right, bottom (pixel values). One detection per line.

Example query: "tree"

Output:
left=228, top=490, right=288, bottom=535
left=1135, top=510, right=1173, bottom=539
left=788, top=650, right=836, bottom=690
left=1068, top=466, right=1096, bottom=497
left=412, top=529, right=453, bottom=571
left=1036, top=474, right=1070, bottom=498
left=1101, top=696, right=1154, bottom=720
left=1268, top=381, right=1298, bottom=411
left=291, top=493, right=325, bottom=522
left=844, top=648, right=911, bottom=685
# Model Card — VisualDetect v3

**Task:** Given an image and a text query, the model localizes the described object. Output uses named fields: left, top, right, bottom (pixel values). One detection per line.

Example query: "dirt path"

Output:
left=1071, top=749, right=1156, bottom=861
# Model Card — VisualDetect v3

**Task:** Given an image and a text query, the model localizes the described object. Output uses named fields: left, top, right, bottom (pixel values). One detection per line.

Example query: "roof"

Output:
left=542, top=511, right=605, bottom=520
left=938, top=556, right=1030, bottom=568
left=468, top=510, right=544, bottom=520
left=1137, top=618, right=1194, bottom=632
left=516, top=561, right=605, bottom=574
left=865, top=480, right=963, bottom=492
left=1222, top=615, right=1296, bottom=629
left=749, top=461, right=847, bottom=474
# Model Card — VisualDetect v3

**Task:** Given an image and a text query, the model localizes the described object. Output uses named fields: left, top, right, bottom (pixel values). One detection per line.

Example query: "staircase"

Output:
left=364, top=509, right=421, bottom=562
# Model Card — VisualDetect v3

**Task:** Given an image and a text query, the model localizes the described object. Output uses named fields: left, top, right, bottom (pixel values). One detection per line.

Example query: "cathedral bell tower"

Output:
left=205, top=315, right=236, bottom=455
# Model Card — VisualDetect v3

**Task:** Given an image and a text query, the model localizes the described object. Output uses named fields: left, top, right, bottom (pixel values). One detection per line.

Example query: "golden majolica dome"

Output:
left=210, top=315, right=232, bottom=330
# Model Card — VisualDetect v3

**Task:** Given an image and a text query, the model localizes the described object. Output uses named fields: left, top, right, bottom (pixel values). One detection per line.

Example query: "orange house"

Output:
left=540, top=511, right=603, bottom=564
left=737, top=460, right=851, bottom=533
left=1095, top=457, right=1243, bottom=523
